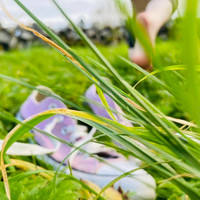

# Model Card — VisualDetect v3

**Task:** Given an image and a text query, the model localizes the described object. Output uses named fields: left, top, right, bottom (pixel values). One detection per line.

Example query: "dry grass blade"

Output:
left=125, top=97, right=196, bottom=127
left=10, top=159, right=52, bottom=179
left=0, top=163, right=13, bottom=170
left=1, top=1, right=84, bottom=70
left=0, top=116, right=32, bottom=199
left=0, top=159, right=52, bottom=179
left=0, top=151, right=10, bottom=199
left=158, top=173, right=196, bottom=186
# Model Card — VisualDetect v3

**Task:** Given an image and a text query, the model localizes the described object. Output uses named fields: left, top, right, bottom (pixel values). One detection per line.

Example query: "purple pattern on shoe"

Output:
left=19, top=86, right=78, bottom=164
left=85, top=84, right=132, bottom=127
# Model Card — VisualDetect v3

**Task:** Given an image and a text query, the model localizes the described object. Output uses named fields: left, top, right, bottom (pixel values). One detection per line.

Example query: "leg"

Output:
left=129, top=0, right=173, bottom=70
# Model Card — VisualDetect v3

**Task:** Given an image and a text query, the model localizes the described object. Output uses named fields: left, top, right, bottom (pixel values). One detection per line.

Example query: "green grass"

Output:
left=0, top=37, right=193, bottom=200
left=2, top=175, right=88, bottom=200
left=0, top=39, right=182, bottom=115
left=0, top=44, right=128, bottom=111
left=2, top=0, right=200, bottom=199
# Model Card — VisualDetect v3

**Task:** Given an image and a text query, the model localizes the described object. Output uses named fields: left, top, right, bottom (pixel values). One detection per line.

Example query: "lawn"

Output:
left=1, top=0, right=200, bottom=198
left=0, top=38, right=190, bottom=200
left=0, top=39, right=183, bottom=132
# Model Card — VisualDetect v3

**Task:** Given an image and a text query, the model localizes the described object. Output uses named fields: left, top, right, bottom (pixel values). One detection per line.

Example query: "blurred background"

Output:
left=0, top=0, right=186, bottom=50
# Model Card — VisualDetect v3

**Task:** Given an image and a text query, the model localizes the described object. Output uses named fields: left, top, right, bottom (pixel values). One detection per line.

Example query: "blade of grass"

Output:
left=95, top=84, right=117, bottom=122
left=181, top=0, right=200, bottom=126
left=12, top=0, right=70, bottom=51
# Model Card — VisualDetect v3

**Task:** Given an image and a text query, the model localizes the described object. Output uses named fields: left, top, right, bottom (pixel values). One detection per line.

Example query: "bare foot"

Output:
left=129, top=12, right=157, bottom=70
left=129, top=45, right=151, bottom=71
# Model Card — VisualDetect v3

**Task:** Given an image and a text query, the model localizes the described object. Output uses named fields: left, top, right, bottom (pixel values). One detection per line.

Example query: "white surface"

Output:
left=0, top=0, right=197, bottom=31
left=0, top=0, right=122, bottom=31
left=0, top=140, right=56, bottom=156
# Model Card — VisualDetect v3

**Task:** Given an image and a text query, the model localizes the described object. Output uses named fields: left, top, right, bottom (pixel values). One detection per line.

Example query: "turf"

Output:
left=0, top=40, right=180, bottom=109
left=0, top=40, right=185, bottom=199
left=0, top=39, right=183, bottom=127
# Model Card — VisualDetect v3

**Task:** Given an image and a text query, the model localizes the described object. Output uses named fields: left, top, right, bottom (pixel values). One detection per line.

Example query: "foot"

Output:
left=129, top=12, right=157, bottom=70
